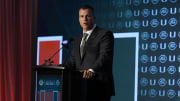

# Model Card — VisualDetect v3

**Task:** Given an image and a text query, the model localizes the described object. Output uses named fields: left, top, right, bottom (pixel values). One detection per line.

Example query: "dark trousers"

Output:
left=71, top=72, right=112, bottom=101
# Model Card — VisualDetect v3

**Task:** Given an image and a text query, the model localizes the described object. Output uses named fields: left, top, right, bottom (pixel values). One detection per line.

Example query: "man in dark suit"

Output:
left=65, top=5, right=114, bottom=101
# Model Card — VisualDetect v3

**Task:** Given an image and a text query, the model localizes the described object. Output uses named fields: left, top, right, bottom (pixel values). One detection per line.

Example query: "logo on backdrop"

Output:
left=150, top=42, right=158, bottom=51
left=149, top=66, right=158, bottom=74
left=140, top=77, right=148, bottom=86
left=133, top=0, right=141, bottom=6
left=141, top=55, right=149, bottom=63
left=169, top=18, right=177, bottom=27
left=167, top=66, right=176, bottom=74
left=177, top=79, right=180, bottom=87
left=141, top=32, right=149, bottom=40
left=158, top=55, right=167, bottom=63
left=170, top=0, right=177, bottom=3
left=159, top=31, right=168, bottom=39
left=177, top=55, right=180, bottom=62
left=149, top=89, right=157, bottom=97
left=125, top=10, right=133, bottom=18
left=168, top=42, right=177, bottom=51
left=39, top=80, right=44, bottom=86
left=167, top=89, right=176, bottom=98
left=160, top=7, right=168, bottom=16
left=150, top=19, right=159, bottom=27
left=142, top=9, right=150, bottom=17
left=158, top=78, right=167, bottom=87
left=133, top=20, right=141, bottom=28
left=151, top=0, right=160, bottom=4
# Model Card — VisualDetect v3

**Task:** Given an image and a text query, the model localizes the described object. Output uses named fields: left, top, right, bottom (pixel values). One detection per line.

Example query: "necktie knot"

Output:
left=83, top=33, right=88, bottom=41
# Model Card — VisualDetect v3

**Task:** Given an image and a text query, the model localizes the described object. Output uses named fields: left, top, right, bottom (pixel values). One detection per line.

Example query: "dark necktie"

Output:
left=80, top=33, right=88, bottom=58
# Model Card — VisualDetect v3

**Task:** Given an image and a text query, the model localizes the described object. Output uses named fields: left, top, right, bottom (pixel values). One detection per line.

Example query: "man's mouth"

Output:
left=84, top=22, right=88, bottom=25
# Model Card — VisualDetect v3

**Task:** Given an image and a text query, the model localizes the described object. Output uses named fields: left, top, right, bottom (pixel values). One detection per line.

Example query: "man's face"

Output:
left=79, top=9, right=96, bottom=32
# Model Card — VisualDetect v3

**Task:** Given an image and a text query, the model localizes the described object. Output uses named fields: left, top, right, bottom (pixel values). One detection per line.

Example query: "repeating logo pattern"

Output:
left=130, top=0, right=179, bottom=100
left=106, top=0, right=180, bottom=101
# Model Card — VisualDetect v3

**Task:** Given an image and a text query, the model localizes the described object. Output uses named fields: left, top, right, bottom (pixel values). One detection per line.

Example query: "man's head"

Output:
left=79, top=5, right=96, bottom=32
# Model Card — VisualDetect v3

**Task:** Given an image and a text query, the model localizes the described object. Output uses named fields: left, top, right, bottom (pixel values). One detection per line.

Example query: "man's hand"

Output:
left=80, top=70, right=94, bottom=79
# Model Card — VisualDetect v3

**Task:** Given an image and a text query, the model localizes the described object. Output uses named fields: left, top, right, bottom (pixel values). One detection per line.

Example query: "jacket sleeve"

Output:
left=91, top=31, right=114, bottom=72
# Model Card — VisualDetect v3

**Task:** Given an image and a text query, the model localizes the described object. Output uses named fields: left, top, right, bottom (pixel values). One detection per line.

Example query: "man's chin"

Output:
left=82, top=27, right=90, bottom=30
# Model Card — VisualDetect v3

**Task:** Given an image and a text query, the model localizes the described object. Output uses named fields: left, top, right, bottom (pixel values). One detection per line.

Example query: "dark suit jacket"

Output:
left=65, top=26, right=115, bottom=96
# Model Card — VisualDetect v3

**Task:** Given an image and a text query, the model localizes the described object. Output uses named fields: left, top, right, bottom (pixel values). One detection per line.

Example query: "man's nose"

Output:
left=85, top=16, right=88, bottom=21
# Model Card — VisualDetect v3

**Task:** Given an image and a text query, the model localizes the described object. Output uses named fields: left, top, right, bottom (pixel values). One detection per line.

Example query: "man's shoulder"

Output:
left=95, top=26, right=113, bottom=35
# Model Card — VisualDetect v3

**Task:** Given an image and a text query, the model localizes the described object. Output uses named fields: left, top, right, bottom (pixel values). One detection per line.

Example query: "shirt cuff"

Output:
left=88, top=69, right=95, bottom=73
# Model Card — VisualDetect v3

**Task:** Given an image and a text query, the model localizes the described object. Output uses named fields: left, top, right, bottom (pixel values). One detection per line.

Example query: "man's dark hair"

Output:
left=79, top=4, right=94, bottom=15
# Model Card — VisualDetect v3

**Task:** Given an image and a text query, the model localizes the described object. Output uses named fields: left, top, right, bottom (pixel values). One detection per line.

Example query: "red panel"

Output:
left=38, top=92, right=61, bottom=101
left=58, top=92, right=61, bottom=101
left=39, top=41, right=61, bottom=65
left=39, top=92, right=45, bottom=101
left=45, top=92, right=53, bottom=101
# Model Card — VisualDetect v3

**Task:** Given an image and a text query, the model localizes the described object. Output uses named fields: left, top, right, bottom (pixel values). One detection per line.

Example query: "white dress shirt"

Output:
left=80, top=24, right=96, bottom=46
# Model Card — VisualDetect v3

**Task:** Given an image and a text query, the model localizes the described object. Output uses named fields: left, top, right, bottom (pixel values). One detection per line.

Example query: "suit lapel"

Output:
left=76, top=34, right=83, bottom=62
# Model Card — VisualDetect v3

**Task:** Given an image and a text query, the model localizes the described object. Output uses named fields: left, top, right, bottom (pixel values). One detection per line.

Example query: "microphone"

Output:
left=62, top=37, right=74, bottom=48
left=42, top=38, right=74, bottom=66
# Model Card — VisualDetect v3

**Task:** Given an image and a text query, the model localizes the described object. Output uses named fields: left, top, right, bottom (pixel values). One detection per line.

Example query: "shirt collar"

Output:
left=83, top=24, right=96, bottom=35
